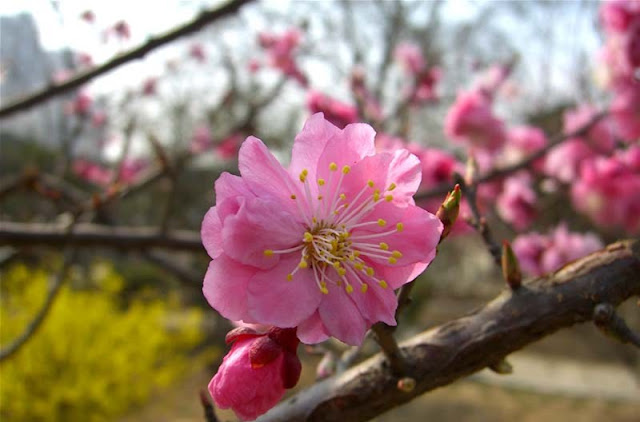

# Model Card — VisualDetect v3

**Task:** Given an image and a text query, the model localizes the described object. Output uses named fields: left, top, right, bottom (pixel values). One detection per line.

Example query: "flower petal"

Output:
left=316, top=122, right=376, bottom=180
left=238, top=136, right=300, bottom=202
left=349, top=279, right=398, bottom=326
left=214, top=172, right=254, bottom=204
left=289, top=113, right=340, bottom=182
left=201, top=206, right=223, bottom=259
left=222, top=196, right=305, bottom=270
left=318, top=288, right=368, bottom=345
left=203, top=256, right=257, bottom=321
left=247, top=255, right=323, bottom=327
left=296, top=311, right=330, bottom=344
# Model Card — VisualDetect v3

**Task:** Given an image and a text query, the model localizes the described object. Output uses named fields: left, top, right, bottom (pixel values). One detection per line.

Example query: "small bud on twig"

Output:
left=436, top=184, right=461, bottom=242
left=501, top=241, right=522, bottom=290
left=488, top=358, right=513, bottom=374
left=397, top=377, right=416, bottom=392
left=464, top=154, right=478, bottom=186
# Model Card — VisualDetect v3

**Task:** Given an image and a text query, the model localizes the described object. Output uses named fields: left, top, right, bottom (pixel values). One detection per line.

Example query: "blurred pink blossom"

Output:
left=563, top=105, right=615, bottom=152
left=444, top=90, right=506, bottom=151
left=142, top=77, right=157, bottom=96
left=73, top=159, right=111, bottom=186
left=496, top=173, right=537, bottom=231
left=571, top=147, right=640, bottom=233
left=80, top=10, right=95, bottom=23
left=513, top=224, right=603, bottom=276
left=190, top=125, right=213, bottom=153
left=394, top=43, right=425, bottom=74
left=215, top=133, right=243, bottom=160
left=501, top=125, right=548, bottom=167
left=189, top=43, right=206, bottom=63
left=307, top=91, right=358, bottom=129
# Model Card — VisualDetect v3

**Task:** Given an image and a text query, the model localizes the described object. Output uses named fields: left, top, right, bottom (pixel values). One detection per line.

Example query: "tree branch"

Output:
left=258, top=239, right=640, bottom=422
left=0, top=0, right=255, bottom=119
left=0, top=222, right=203, bottom=252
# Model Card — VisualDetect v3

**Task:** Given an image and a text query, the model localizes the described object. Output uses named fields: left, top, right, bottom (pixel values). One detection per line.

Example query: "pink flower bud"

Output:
left=209, top=327, right=301, bottom=421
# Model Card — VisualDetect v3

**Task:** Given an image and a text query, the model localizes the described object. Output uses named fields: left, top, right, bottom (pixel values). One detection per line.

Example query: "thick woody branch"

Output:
left=0, top=222, right=203, bottom=252
left=0, top=0, right=254, bottom=119
left=258, top=239, right=640, bottom=422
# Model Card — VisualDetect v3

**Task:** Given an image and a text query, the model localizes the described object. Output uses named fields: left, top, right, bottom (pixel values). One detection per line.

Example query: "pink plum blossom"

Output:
left=571, top=147, right=640, bottom=233
left=66, top=91, right=93, bottom=116
left=73, top=159, right=112, bottom=186
left=118, top=158, right=147, bottom=184
left=91, top=111, right=108, bottom=128
left=142, top=77, right=157, bottom=96
left=563, top=105, right=615, bottom=153
left=412, top=67, right=441, bottom=103
left=76, top=52, right=93, bottom=68
left=601, top=0, right=640, bottom=34
left=189, top=43, right=206, bottom=63
left=610, top=80, right=640, bottom=141
left=474, top=64, right=512, bottom=98
left=394, top=43, right=425, bottom=74
left=80, top=10, right=95, bottom=23
left=201, top=113, right=443, bottom=345
left=209, top=326, right=301, bottom=421
left=215, top=133, right=244, bottom=160
left=113, top=20, right=131, bottom=40
left=513, top=224, right=603, bottom=276
left=444, top=90, right=506, bottom=151
left=190, top=125, right=213, bottom=153
left=307, top=91, right=358, bottom=129
left=258, top=28, right=307, bottom=86
left=543, top=139, right=595, bottom=183
left=496, top=173, right=537, bottom=231
left=501, top=126, right=548, bottom=167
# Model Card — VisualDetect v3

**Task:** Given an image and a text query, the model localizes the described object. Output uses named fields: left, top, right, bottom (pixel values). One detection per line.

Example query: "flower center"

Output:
left=264, top=162, right=404, bottom=295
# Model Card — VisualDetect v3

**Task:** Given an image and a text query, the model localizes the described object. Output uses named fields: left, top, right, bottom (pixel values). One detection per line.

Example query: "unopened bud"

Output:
left=436, top=184, right=461, bottom=241
left=465, top=154, right=478, bottom=186
left=488, top=359, right=513, bottom=374
left=397, top=377, right=416, bottom=392
left=501, top=241, right=522, bottom=290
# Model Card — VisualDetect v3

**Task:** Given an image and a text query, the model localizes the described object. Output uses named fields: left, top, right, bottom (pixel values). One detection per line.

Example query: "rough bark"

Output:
left=258, top=239, right=640, bottom=422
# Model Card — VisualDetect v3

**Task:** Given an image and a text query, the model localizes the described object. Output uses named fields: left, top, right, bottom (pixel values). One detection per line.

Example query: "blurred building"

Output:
left=0, top=13, right=74, bottom=148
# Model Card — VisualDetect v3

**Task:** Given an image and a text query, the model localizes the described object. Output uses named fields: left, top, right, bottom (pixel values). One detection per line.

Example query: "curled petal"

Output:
left=203, top=256, right=257, bottom=321
left=319, top=288, right=368, bottom=345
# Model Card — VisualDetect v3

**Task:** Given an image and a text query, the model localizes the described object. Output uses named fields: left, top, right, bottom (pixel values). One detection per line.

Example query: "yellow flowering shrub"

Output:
left=0, top=262, right=204, bottom=422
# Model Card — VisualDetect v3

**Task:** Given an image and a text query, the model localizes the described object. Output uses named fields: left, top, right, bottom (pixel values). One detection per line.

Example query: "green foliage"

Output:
left=0, top=262, right=204, bottom=422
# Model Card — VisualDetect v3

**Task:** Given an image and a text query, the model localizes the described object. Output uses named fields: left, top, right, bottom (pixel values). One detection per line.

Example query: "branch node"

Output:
left=397, top=377, right=416, bottom=393
left=593, top=303, right=640, bottom=349
left=488, top=358, right=513, bottom=375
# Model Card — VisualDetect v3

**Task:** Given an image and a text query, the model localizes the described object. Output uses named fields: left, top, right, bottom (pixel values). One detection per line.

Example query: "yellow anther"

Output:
left=286, top=274, right=293, bottom=281
left=346, top=284, right=354, bottom=294
left=385, top=194, right=393, bottom=202
left=379, top=280, right=388, bottom=289
left=312, top=217, right=318, bottom=224
left=320, top=282, right=329, bottom=294
left=263, top=249, right=274, bottom=257
left=317, top=195, right=323, bottom=200
left=391, top=250, right=403, bottom=258
left=388, top=183, right=397, bottom=191
left=361, top=283, right=368, bottom=293
left=337, top=267, right=346, bottom=276
left=342, top=165, right=351, bottom=174
left=354, top=262, right=364, bottom=270
left=299, top=260, right=308, bottom=269
left=373, top=191, right=380, bottom=202
left=366, top=267, right=375, bottom=276
left=339, top=193, right=347, bottom=201
left=329, top=162, right=338, bottom=171
left=299, top=173, right=307, bottom=182
left=379, top=242, right=389, bottom=250
left=377, top=219, right=387, bottom=227
left=332, top=261, right=341, bottom=269
left=396, top=222, right=404, bottom=232
left=388, top=257, right=398, bottom=264
left=303, top=232, right=314, bottom=242
left=318, top=178, right=325, bottom=186
left=290, top=194, right=297, bottom=200
left=367, top=180, right=375, bottom=188
left=301, top=169, right=309, bottom=176
left=353, top=251, right=361, bottom=257
left=349, top=254, right=356, bottom=261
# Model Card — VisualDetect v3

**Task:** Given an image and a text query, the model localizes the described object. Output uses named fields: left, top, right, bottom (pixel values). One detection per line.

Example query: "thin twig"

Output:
left=370, top=323, right=406, bottom=376
left=0, top=0, right=255, bottom=119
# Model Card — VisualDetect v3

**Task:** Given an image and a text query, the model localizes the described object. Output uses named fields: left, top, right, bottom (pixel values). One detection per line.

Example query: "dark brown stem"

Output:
left=257, top=239, right=640, bottom=422
left=370, top=323, right=406, bottom=375
left=0, top=222, right=203, bottom=252
left=0, top=0, right=255, bottom=119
